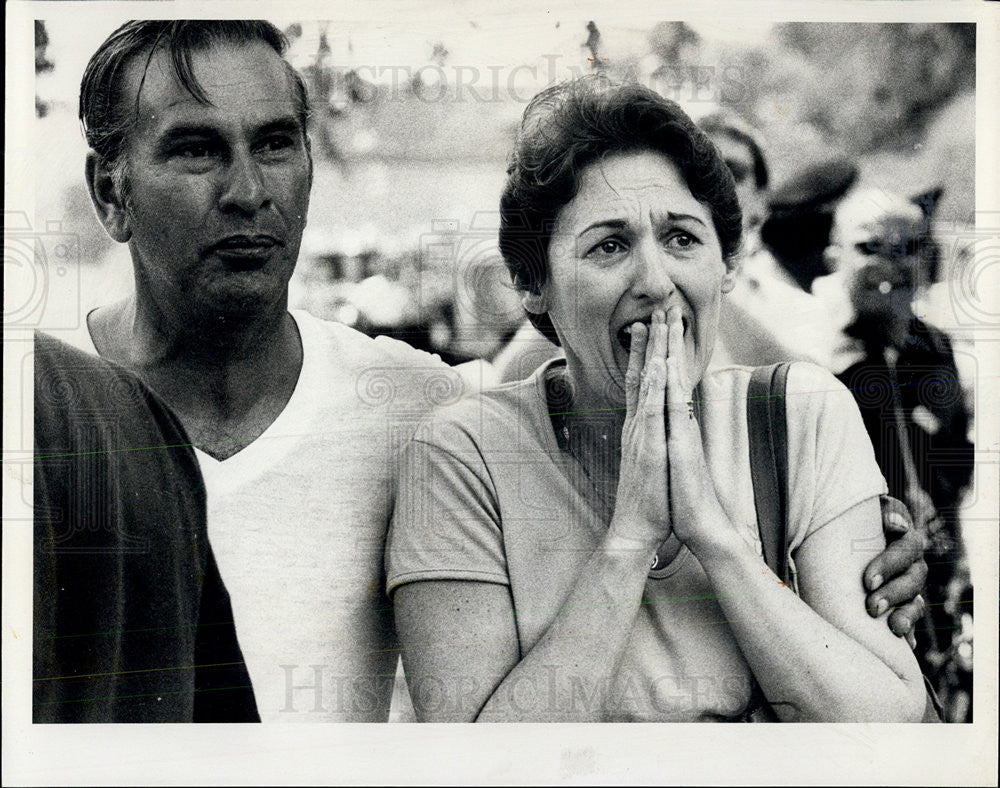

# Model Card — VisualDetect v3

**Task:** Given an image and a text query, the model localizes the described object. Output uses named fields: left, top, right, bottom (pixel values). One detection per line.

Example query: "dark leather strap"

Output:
left=746, top=362, right=941, bottom=722
left=747, top=362, right=791, bottom=583
left=741, top=363, right=791, bottom=722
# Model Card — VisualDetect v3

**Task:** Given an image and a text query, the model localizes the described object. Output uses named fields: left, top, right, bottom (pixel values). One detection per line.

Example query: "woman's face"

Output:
left=527, top=150, right=734, bottom=406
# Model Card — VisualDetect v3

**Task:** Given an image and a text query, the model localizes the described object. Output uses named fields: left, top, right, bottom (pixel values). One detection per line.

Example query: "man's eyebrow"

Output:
left=254, top=117, right=304, bottom=137
left=157, top=123, right=223, bottom=141
left=156, top=117, right=303, bottom=143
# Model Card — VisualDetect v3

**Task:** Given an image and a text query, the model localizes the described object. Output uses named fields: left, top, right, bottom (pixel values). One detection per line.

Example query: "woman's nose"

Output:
left=630, top=240, right=675, bottom=302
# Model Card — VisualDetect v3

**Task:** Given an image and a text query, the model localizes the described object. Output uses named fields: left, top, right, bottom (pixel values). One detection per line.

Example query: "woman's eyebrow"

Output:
left=577, top=211, right=708, bottom=238
left=654, top=211, right=708, bottom=229
left=577, top=219, right=628, bottom=237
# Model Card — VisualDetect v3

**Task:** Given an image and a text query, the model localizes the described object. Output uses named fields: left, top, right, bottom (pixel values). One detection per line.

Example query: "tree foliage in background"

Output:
left=35, top=21, right=53, bottom=118
left=776, top=23, right=974, bottom=153
left=638, top=22, right=975, bottom=157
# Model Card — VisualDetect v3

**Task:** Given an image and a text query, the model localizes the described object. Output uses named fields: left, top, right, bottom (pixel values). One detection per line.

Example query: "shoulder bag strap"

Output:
left=747, top=362, right=942, bottom=722
left=741, top=363, right=791, bottom=722
left=747, top=362, right=791, bottom=583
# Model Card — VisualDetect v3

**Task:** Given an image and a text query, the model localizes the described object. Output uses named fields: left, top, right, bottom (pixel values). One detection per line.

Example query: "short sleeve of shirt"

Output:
left=385, top=417, right=509, bottom=595
left=784, top=362, right=889, bottom=557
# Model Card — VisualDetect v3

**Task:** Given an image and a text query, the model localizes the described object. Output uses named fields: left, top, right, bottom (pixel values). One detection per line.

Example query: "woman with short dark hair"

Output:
left=386, top=77, right=927, bottom=722
left=498, top=79, right=742, bottom=344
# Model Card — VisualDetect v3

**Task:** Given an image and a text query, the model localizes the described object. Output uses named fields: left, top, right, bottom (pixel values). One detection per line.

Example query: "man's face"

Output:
left=830, top=196, right=927, bottom=324
left=115, top=40, right=312, bottom=324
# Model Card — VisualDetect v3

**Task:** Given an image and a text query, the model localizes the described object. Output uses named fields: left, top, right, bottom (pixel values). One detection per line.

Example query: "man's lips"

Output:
left=207, top=235, right=283, bottom=265
left=615, top=316, right=688, bottom=352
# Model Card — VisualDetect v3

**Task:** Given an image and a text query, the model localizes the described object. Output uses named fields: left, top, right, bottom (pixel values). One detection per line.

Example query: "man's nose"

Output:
left=219, top=150, right=268, bottom=214
left=630, top=240, right=675, bottom=302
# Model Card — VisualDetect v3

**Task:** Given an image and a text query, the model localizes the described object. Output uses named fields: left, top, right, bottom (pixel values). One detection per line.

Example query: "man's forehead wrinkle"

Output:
left=131, top=40, right=294, bottom=117
left=125, top=47, right=208, bottom=127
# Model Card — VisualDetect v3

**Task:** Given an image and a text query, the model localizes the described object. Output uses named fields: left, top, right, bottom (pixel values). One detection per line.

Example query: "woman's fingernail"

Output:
left=870, top=574, right=883, bottom=591
left=876, top=598, right=889, bottom=616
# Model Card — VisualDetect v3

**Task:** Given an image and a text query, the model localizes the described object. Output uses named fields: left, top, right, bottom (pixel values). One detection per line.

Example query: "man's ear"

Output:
left=911, top=186, right=944, bottom=221
left=85, top=151, right=131, bottom=243
left=519, top=283, right=547, bottom=315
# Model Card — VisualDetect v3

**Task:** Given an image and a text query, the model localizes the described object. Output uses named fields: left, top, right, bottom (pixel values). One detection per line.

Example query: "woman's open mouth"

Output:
left=616, top=317, right=688, bottom=352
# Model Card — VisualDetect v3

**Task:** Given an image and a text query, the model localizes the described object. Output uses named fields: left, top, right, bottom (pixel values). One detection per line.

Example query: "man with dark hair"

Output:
left=34, top=331, right=258, bottom=723
left=64, top=19, right=464, bottom=721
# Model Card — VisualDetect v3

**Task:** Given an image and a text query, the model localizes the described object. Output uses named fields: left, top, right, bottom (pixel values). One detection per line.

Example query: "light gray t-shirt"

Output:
left=386, top=359, right=887, bottom=721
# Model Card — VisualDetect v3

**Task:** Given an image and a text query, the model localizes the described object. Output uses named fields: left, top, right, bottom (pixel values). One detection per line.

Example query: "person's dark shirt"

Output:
left=836, top=318, right=973, bottom=516
left=33, top=332, right=258, bottom=722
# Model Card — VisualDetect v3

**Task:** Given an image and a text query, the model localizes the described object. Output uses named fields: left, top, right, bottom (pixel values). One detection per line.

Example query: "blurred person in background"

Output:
left=67, top=19, right=466, bottom=721
left=34, top=332, right=258, bottom=723
left=818, top=187, right=974, bottom=721
left=704, top=130, right=973, bottom=720
left=696, top=111, right=769, bottom=250
left=714, top=156, right=859, bottom=368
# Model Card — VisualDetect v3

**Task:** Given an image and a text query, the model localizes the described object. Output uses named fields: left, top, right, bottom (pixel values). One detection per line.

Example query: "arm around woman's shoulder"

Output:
left=683, top=361, right=925, bottom=720
left=782, top=362, right=926, bottom=718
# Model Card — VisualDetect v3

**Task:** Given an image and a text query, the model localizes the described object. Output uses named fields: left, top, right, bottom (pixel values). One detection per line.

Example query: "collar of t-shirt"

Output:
left=77, top=307, right=321, bottom=488
left=193, top=310, right=320, bottom=490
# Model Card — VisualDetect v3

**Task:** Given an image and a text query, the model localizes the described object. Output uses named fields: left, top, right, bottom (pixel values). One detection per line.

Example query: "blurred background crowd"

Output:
left=29, top=17, right=977, bottom=721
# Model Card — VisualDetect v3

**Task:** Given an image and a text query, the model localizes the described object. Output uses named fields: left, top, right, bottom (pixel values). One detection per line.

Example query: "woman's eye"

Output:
left=666, top=231, right=699, bottom=250
left=590, top=238, right=626, bottom=256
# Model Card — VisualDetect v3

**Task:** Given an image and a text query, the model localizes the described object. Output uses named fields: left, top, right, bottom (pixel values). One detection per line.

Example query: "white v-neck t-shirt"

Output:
left=72, top=310, right=465, bottom=720
left=195, top=311, right=465, bottom=721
